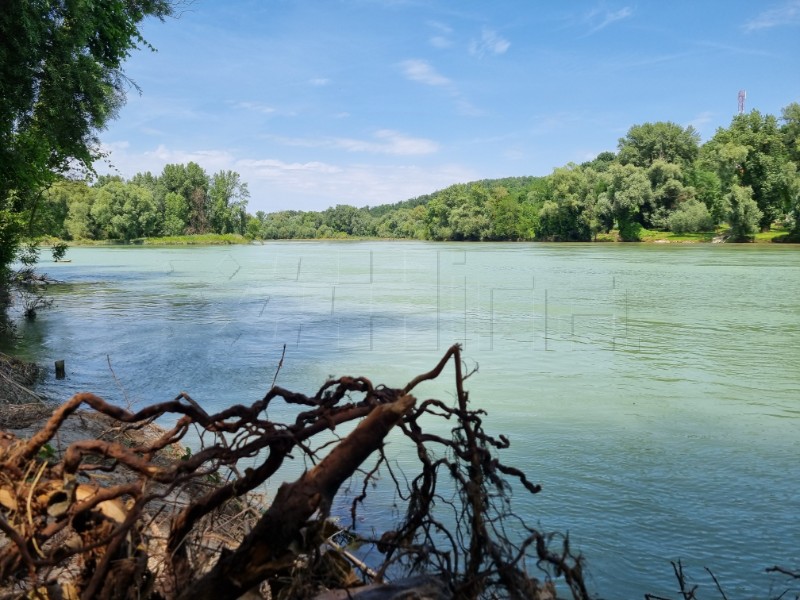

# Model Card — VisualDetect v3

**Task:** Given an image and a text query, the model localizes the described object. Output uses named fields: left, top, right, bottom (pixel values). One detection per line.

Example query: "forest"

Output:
left=24, top=104, right=800, bottom=245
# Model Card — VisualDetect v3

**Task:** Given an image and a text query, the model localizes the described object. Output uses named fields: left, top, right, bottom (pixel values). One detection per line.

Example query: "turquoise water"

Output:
left=4, top=242, right=799, bottom=598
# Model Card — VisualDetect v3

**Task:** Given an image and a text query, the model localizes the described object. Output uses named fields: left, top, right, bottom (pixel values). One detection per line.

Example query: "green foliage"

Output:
left=703, top=110, right=797, bottom=230
left=163, top=192, right=189, bottom=236
left=726, top=185, right=762, bottom=240
left=618, top=122, right=700, bottom=168
left=51, top=242, right=68, bottom=262
left=0, top=202, right=24, bottom=280
left=37, top=443, right=56, bottom=462
left=140, top=233, right=249, bottom=245
left=668, top=199, right=715, bottom=234
left=90, top=181, right=159, bottom=240
left=0, top=0, right=172, bottom=275
left=781, top=102, right=800, bottom=166
left=534, top=165, right=603, bottom=241
left=209, top=170, right=250, bottom=235
left=11, top=86, right=800, bottom=247
left=618, top=219, right=643, bottom=242
left=607, top=163, right=652, bottom=240
left=645, top=160, right=690, bottom=229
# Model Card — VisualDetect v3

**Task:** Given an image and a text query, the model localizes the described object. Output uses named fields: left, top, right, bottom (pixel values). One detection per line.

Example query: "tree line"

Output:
left=249, top=105, right=799, bottom=243
left=33, top=164, right=250, bottom=241
left=22, top=103, right=800, bottom=245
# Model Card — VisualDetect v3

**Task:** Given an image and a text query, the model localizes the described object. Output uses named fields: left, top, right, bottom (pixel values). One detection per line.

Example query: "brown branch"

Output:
left=178, top=393, right=416, bottom=600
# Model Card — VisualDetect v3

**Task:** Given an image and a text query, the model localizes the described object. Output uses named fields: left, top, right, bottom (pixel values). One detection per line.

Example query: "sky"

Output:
left=96, top=0, right=800, bottom=213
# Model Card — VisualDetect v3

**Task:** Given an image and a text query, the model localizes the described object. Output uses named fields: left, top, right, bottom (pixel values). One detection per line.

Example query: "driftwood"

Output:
left=0, top=345, right=587, bottom=599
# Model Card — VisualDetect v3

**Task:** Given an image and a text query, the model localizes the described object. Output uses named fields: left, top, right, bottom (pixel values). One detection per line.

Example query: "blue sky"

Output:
left=97, top=0, right=800, bottom=213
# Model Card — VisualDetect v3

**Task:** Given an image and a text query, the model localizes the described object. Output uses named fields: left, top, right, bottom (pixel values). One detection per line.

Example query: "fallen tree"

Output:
left=0, top=344, right=588, bottom=599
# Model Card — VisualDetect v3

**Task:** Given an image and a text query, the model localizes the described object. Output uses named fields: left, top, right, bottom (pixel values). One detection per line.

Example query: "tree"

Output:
left=688, top=166, right=725, bottom=225
left=645, top=160, right=691, bottom=229
left=65, top=199, right=96, bottom=240
left=607, top=163, right=652, bottom=241
left=321, top=204, right=361, bottom=236
left=0, top=0, right=172, bottom=278
left=90, top=181, right=159, bottom=240
left=618, top=122, right=700, bottom=168
left=726, top=185, right=762, bottom=240
left=209, top=170, right=250, bottom=234
left=703, top=110, right=796, bottom=230
left=160, top=163, right=211, bottom=233
left=781, top=102, right=800, bottom=166
left=163, top=192, right=189, bottom=236
left=29, top=180, right=82, bottom=240
left=779, top=104, right=800, bottom=233
left=487, top=187, right=522, bottom=240
left=535, top=164, right=607, bottom=241
left=668, top=199, right=715, bottom=233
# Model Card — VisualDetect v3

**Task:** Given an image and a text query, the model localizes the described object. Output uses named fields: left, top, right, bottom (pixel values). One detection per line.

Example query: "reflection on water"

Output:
left=5, top=241, right=800, bottom=598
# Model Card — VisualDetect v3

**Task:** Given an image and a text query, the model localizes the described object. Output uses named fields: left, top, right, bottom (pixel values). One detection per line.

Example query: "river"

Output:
left=4, top=241, right=799, bottom=598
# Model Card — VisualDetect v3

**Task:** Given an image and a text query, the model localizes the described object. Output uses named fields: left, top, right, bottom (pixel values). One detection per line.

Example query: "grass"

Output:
left=137, top=233, right=250, bottom=246
left=600, top=224, right=800, bottom=244
left=752, top=225, right=800, bottom=243
left=596, top=229, right=718, bottom=243
left=637, top=228, right=718, bottom=243
left=46, top=234, right=252, bottom=246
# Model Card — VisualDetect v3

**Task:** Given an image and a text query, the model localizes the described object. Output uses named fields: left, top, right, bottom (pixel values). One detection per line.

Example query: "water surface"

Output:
left=5, top=242, right=799, bottom=598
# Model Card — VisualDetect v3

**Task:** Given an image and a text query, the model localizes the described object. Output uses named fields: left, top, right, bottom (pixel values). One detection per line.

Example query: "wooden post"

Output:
left=55, top=360, right=65, bottom=380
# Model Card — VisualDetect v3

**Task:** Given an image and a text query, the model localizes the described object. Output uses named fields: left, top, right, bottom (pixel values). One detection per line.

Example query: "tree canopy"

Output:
left=0, top=0, right=172, bottom=275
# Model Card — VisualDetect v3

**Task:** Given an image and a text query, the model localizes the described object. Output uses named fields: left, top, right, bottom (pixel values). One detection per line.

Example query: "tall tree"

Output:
left=0, top=0, right=172, bottom=276
left=209, top=171, right=250, bottom=234
left=781, top=102, right=800, bottom=166
left=163, top=192, right=189, bottom=236
left=645, top=160, right=691, bottom=229
left=90, top=180, right=159, bottom=240
left=618, top=122, right=700, bottom=168
left=726, top=185, right=762, bottom=240
left=703, top=110, right=796, bottom=229
left=160, top=163, right=210, bottom=233
left=607, top=163, right=652, bottom=241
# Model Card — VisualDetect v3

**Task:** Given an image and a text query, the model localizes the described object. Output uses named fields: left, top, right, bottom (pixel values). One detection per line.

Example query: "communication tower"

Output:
left=738, top=90, right=746, bottom=114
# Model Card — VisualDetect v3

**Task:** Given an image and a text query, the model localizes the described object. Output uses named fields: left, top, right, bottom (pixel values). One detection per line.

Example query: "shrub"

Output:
left=668, top=199, right=715, bottom=233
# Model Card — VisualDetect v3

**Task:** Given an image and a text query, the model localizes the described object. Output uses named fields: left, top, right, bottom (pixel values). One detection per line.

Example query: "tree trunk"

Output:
left=178, top=393, right=416, bottom=600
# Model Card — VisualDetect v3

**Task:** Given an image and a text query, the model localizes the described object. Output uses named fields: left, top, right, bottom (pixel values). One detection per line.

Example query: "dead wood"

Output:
left=0, top=345, right=586, bottom=600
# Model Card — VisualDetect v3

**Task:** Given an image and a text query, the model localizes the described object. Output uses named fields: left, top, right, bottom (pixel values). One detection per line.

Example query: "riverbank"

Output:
left=39, top=233, right=251, bottom=246
left=0, top=352, right=47, bottom=415
left=39, top=224, right=800, bottom=248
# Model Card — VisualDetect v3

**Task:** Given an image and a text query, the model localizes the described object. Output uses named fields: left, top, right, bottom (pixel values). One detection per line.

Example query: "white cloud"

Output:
left=430, top=36, right=452, bottom=49
left=400, top=59, right=452, bottom=87
left=236, top=101, right=276, bottom=115
left=100, top=140, right=130, bottom=152
left=238, top=161, right=477, bottom=211
left=455, top=99, right=484, bottom=117
left=264, top=130, right=439, bottom=156
left=427, top=20, right=454, bottom=48
left=469, top=29, right=511, bottom=57
left=148, top=146, right=237, bottom=171
left=338, top=130, right=439, bottom=155
left=427, top=20, right=452, bottom=34
left=584, top=6, right=633, bottom=33
left=94, top=141, right=475, bottom=212
left=94, top=143, right=238, bottom=179
left=398, top=60, right=482, bottom=116
left=309, top=78, right=330, bottom=86
left=236, top=159, right=341, bottom=177
left=686, top=111, right=715, bottom=132
left=743, top=0, right=800, bottom=31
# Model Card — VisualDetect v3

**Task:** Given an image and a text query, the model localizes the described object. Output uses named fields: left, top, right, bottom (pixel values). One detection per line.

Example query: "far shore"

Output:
left=35, top=225, right=800, bottom=248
